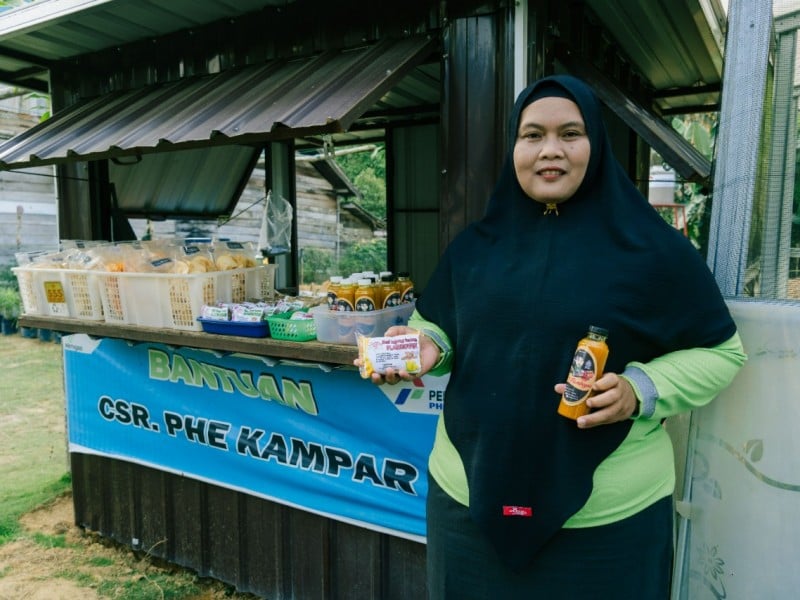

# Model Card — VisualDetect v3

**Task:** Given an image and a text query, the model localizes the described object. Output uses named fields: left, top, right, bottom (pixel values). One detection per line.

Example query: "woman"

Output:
left=360, top=75, right=746, bottom=598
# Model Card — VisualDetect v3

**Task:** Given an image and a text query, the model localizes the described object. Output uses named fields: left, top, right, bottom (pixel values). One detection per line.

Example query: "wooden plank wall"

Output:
left=134, top=160, right=373, bottom=253
left=0, top=111, right=59, bottom=266
left=70, top=453, right=427, bottom=599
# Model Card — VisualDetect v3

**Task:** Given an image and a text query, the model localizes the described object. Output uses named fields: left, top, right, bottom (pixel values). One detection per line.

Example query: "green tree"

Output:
left=337, top=144, right=385, bottom=180
left=300, top=247, right=335, bottom=284
left=651, top=113, right=718, bottom=253
left=352, top=169, right=386, bottom=218
left=337, top=145, right=386, bottom=220
left=0, top=0, right=36, bottom=9
left=339, top=238, right=387, bottom=276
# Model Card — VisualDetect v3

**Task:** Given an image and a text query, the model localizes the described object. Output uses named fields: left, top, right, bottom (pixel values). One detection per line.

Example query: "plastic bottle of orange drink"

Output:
left=396, top=272, right=415, bottom=304
left=334, top=278, right=356, bottom=311
left=557, top=326, right=609, bottom=420
left=327, top=275, right=343, bottom=310
left=355, top=278, right=378, bottom=311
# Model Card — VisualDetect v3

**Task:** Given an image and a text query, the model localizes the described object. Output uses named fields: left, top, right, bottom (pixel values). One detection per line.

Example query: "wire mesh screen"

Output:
left=734, top=3, right=800, bottom=300
left=671, top=7, right=800, bottom=600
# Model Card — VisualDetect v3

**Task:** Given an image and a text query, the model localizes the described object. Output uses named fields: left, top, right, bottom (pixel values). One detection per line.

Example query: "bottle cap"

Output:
left=588, top=325, right=609, bottom=337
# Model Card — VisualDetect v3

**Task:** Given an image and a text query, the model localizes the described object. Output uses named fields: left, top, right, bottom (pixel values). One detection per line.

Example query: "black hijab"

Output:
left=417, top=75, right=736, bottom=570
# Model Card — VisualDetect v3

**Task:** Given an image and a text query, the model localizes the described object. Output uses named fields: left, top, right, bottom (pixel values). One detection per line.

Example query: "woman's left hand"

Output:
left=554, top=372, right=638, bottom=429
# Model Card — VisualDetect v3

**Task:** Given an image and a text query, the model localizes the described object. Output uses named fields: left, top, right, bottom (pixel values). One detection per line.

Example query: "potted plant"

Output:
left=0, top=286, right=21, bottom=335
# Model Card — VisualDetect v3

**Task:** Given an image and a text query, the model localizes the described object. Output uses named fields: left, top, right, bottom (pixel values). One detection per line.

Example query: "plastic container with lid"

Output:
left=313, top=301, right=416, bottom=345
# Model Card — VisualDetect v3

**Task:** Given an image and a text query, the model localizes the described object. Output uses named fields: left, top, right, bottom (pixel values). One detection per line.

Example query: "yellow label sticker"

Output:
left=44, top=281, right=66, bottom=303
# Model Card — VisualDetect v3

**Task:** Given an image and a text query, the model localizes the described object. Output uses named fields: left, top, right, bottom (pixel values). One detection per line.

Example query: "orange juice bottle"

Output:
left=355, top=278, right=378, bottom=311
left=379, top=273, right=399, bottom=308
left=334, top=278, right=356, bottom=311
left=558, top=326, right=609, bottom=420
left=327, top=276, right=342, bottom=310
left=397, top=272, right=415, bottom=304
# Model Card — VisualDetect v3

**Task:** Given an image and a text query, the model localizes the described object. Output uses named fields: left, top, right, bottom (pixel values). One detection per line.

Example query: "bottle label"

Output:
left=562, top=347, right=597, bottom=405
left=382, top=291, right=401, bottom=308
left=400, top=286, right=415, bottom=303
left=355, top=296, right=376, bottom=311
left=335, top=298, right=354, bottom=312
left=327, top=291, right=338, bottom=309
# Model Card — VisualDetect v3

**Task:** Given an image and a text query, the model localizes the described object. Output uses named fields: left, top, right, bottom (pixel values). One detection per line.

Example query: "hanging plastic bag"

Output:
left=259, top=190, right=293, bottom=255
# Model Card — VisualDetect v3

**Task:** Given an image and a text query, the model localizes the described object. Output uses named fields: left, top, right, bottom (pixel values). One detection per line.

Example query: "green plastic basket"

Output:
left=267, top=312, right=317, bottom=342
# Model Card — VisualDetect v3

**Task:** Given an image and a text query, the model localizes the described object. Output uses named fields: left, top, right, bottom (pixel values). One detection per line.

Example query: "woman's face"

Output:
left=513, top=96, right=590, bottom=205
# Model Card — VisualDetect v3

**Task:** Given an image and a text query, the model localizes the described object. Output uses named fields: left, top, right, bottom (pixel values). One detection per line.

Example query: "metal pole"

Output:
left=705, top=0, right=773, bottom=296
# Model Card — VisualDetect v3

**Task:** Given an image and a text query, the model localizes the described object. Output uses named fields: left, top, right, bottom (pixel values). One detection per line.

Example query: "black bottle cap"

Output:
left=588, top=326, right=609, bottom=337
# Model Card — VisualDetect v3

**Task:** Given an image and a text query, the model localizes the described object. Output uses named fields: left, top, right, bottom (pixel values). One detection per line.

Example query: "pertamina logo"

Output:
left=380, top=374, right=449, bottom=415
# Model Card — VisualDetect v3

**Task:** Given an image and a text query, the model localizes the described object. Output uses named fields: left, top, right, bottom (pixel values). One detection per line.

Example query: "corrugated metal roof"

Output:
left=0, top=35, right=437, bottom=170
left=0, top=0, right=727, bottom=116
left=108, top=145, right=259, bottom=218
left=0, top=0, right=294, bottom=92
left=584, top=0, right=726, bottom=114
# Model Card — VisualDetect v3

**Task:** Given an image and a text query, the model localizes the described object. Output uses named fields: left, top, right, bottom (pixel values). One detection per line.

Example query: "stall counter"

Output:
left=27, top=313, right=440, bottom=598
left=18, top=314, right=358, bottom=364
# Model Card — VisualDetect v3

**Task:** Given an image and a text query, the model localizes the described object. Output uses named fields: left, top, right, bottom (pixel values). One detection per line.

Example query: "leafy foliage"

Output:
left=352, top=169, right=387, bottom=219
left=298, top=145, right=389, bottom=284
left=300, top=247, right=335, bottom=284
left=338, top=238, right=388, bottom=277
left=651, top=113, right=718, bottom=253
left=0, top=265, right=19, bottom=291
left=336, top=145, right=386, bottom=220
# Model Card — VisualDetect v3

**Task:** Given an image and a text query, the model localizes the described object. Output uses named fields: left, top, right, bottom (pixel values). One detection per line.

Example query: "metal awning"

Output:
left=557, top=49, right=712, bottom=186
left=0, top=35, right=436, bottom=171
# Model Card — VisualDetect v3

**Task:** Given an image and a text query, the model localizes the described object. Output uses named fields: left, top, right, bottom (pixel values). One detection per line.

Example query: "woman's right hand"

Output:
left=353, top=325, right=442, bottom=385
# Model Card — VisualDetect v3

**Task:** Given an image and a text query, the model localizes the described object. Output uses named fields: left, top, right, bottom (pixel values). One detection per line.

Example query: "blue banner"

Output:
left=63, top=334, right=446, bottom=541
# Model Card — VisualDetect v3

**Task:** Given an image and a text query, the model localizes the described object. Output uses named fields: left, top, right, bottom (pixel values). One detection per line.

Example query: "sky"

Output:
left=721, top=0, right=799, bottom=15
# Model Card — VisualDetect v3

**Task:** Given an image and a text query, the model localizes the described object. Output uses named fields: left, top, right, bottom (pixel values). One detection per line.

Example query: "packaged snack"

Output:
left=230, top=303, right=265, bottom=322
left=357, top=332, right=422, bottom=379
left=176, top=243, right=216, bottom=273
left=213, top=241, right=259, bottom=270
left=201, top=304, right=231, bottom=320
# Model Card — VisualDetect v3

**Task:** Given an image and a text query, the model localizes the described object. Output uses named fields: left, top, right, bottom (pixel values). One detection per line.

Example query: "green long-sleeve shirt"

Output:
left=411, top=311, right=747, bottom=528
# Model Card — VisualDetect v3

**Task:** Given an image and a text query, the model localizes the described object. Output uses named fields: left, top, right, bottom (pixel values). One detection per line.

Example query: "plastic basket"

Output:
left=197, top=317, right=270, bottom=338
left=96, top=265, right=275, bottom=331
left=313, top=302, right=415, bottom=345
left=12, top=266, right=104, bottom=320
left=62, top=270, right=104, bottom=320
left=267, top=313, right=317, bottom=342
left=12, top=266, right=42, bottom=315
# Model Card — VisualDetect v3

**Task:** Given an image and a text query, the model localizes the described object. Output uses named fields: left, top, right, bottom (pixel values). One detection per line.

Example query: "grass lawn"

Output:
left=0, top=332, right=71, bottom=543
left=0, top=329, right=255, bottom=600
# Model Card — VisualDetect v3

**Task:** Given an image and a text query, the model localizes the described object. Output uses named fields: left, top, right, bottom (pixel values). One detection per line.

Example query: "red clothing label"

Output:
left=502, top=505, right=532, bottom=517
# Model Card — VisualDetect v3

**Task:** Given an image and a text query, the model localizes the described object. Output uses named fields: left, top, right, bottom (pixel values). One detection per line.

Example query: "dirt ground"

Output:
left=0, top=492, right=253, bottom=600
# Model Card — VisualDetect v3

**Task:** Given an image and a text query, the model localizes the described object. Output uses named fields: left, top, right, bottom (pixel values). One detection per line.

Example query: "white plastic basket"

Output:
left=12, top=266, right=43, bottom=316
left=96, top=264, right=276, bottom=331
left=12, top=266, right=104, bottom=320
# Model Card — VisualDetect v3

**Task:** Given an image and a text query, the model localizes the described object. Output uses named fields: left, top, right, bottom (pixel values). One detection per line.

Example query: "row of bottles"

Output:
left=327, top=271, right=415, bottom=312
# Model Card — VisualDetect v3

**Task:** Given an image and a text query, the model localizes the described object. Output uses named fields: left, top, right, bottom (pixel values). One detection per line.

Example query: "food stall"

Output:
left=0, top=0, right=753, bottom=597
